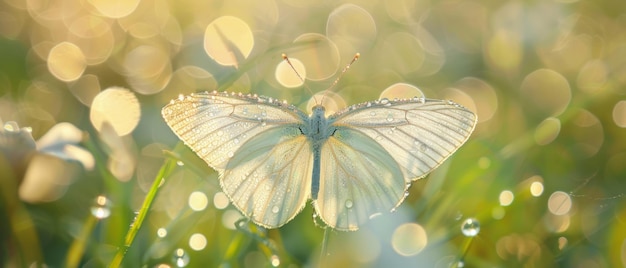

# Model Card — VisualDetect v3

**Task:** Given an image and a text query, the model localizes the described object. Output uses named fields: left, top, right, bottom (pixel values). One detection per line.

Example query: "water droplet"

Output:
left=171, top=248, right=190, bottom=267
left=419, top=143, right=428, bottom=152
left=227, top=152, right=234, bottom=158
left=176, top=161, right=184, bottom=166
left=217, top=130, right=224, bottom=136
left=178, top=94, right=185, bottom=101
left=270, top=255, right=280, bottom=267
left=272, top=206, right=280, bottom=213
left=345, top=199, right=353, bottom=208
left=461, top=218, right=480, bottom=237
left=90, top=195, right=112, bottom=219
left=380, top=98, right=389, bottom=104
left=386, top=114, right=394, bottom=122
left=157, top=227, right=167, bottom=238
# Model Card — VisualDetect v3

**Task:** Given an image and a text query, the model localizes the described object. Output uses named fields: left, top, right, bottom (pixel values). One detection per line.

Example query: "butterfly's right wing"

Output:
left=315, top=98, right=476, bottom=230
left=162, top=91, right=312, bottom=228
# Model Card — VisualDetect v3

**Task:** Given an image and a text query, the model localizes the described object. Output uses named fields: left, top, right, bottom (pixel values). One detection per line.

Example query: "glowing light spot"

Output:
left=47, top=42, right=86, bottom=82
left=189, top=233, right=207, bottom=251
left=90, top=195, right=112, bottom=219
left=204, top=16, right=254, bottom=67
left=499, top=190, right=514, bottom=206
left=530, top=181, right=544, bottom=197
left=547, top=191, right=572, bottom=216
left=157, top=228, right=167, bottom=238
left=171, top=248, right=189, bottom=267
left=213, top=192, right=230, bottom=210
left=391, top=223, right=428, bottom=256
left=90, top=87, right=140, bottom=136
left=188, top=191, right=208, bottom=211
left=275, top=58, right=306, bottom=88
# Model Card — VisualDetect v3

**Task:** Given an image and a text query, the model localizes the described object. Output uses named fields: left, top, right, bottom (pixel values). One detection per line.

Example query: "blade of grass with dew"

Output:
left=109, top=157, right=178, bottom=267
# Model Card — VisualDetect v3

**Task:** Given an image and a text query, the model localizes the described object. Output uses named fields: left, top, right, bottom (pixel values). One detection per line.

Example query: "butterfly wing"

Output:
left=162, top=91, right=312, bottom=228
left=315, top=98, right=477, bottom=230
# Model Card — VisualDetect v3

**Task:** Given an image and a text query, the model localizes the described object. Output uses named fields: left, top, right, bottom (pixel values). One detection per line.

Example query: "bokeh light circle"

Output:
left=520, top=69, right=571, bottom=116
left=547, top=191, right=572, bottom=216
left=204, top=16, right=254, bottom=67
left=379, top=83, right=424, bottom=100
left=391, top=223, right=428, bottom=256
left=47, top=42, right=86, bottom=82
left=275, top=58, right=306, bottom=88
left=326, top=4, right=377, bottom=58
left=291, top=33, right=340, bottom=81
left=90, top=87, right=140, bottom=136
left=88, top=0, right=140, bottom=18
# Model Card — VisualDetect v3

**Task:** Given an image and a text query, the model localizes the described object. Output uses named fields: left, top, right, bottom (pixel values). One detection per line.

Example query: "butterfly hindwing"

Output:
left=315, top=129, right=406, bottom=231
left=223, top=127, right=312, bottom=228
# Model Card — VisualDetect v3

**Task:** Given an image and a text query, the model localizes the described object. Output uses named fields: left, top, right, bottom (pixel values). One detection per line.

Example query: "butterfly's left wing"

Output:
left=162, top=91, right=313, bottom=228
left=315, top=98, right=476, bottom=230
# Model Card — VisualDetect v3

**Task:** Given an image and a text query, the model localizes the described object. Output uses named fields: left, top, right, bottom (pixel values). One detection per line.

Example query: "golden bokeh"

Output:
left=47, top=42, right=86, bottom=82
left=204, top=16, right=254, bottom=67
left=90, top=87, right=140, bottom=136
left=1, top=0, right=625, bottom=266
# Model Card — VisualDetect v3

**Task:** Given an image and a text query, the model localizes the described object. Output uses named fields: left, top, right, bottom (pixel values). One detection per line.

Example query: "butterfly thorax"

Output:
left=303, top=105, right=335, bottom=148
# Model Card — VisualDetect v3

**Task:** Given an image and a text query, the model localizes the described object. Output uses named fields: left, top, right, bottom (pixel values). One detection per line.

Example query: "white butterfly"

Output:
left=162, top=91, right=476, bottom=231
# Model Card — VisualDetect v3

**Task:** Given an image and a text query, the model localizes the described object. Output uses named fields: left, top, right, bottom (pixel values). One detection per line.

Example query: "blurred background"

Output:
left=1, top=0, right=625, bottom=267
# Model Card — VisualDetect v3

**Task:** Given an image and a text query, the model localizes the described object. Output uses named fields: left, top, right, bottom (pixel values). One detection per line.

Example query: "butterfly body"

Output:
left=163, top=91, right=476, bottom=231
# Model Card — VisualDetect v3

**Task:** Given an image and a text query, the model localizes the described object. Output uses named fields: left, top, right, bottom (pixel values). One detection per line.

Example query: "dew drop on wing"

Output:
left=345, top=199, right=353, bottom=209
left=386, top=114, right=394, bottom=122
left=272, top=206, right=280, bottom=214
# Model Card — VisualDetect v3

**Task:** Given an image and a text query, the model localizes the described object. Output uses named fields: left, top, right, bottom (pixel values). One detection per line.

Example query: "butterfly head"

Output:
left=311, top=105, right=326, bottom=116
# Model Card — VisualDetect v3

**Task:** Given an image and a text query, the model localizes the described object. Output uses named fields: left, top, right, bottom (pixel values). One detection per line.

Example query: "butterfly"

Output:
left=162, top=90, right=476, bottom=231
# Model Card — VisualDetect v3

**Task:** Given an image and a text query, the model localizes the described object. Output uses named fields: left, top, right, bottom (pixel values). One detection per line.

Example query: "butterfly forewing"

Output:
left=331, top=98, right=477, bottom=180
left=162, top=92, right=306, bottom=171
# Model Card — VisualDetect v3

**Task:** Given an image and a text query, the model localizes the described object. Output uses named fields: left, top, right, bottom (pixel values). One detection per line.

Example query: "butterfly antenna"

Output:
left=320, top=53, right=360, bottom=105
left=282, top=53, right=318, bottom=104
